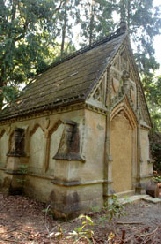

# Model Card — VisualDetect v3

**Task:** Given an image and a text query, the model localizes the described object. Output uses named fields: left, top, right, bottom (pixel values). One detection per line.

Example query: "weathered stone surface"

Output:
left=0, top=26, right=153, bottom=218
left=111, top=111, right=133, bottom=192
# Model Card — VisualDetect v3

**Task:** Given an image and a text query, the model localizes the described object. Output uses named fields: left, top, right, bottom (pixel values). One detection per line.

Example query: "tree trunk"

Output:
left=0, top=0, right=17, bottom=110
left=120, top=0, right=126, bottom=21
left=89, top=0, right=95, bottom=46
left=127, top=0, right=131, bottom=28
left=60, top=0, right=67, bottom=57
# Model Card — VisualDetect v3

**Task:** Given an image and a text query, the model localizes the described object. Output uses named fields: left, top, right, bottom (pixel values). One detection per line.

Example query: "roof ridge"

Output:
left=44, top=27, right=127, bottom=72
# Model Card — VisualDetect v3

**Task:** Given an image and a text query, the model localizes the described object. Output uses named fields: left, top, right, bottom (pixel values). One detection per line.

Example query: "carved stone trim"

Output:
left=140, top=121, right=151, bottom=130
left=29, top=123, right=44, bottom=137
left=87, top=71, right=107, bottom=105
left=53, top=152, right=83, bottom=161
left=0, top=102, right=85, bottom=125
left=110, top=97, right=138, bottom=129
left=0, top=129, right=6, bottom=137
left=85, top=103, right=108, bottom=114
left=51, top=178, right=81, bottom=186
left=52, top=179, right=104, bottom=186
left=48, top=120, right=62, bottom=136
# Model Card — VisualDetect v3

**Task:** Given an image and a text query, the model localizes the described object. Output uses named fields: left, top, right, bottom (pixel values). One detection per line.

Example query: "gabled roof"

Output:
left=0, top=27, right=128, bottom=121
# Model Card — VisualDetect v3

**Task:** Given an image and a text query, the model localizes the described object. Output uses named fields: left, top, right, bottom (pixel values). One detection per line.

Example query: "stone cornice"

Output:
left=0, top=102, right=86, bottom=125
left=139, top=120, right=151, bottom=130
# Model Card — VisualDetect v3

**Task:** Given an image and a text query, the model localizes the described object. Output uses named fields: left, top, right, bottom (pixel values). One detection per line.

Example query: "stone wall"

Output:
left=0, top=103, right=153, bottom=218
left=140, top=127, right=153, bottom=181
left=0, top=108, right=106, bottom=218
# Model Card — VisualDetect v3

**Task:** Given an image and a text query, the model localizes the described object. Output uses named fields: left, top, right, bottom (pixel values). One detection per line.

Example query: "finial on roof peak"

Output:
left=117, top=21, right=128, bottom=34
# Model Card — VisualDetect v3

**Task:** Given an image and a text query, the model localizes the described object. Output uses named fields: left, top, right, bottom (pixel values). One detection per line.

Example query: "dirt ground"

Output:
left=0, top=193, right=161, bottom=243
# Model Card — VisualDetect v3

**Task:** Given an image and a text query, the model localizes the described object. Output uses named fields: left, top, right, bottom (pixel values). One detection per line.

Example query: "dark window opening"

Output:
left=8, top=128, right=25, bottom=157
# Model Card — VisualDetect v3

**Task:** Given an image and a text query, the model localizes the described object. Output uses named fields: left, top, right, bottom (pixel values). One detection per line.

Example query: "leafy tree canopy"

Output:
left=0, top=0, right=161, bottom=132
left=0, top=0, right=78, bottom=107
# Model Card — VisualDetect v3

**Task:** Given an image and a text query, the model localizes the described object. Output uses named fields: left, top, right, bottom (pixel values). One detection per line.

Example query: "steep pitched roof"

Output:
left=0, top=28, right=127, bottom=121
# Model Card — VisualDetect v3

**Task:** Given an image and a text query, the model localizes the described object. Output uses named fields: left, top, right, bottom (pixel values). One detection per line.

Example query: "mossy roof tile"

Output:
left=0, top=30, right=126, bottom=120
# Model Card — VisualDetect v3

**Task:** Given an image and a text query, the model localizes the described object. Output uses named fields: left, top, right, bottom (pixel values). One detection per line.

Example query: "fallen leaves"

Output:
left=0, top=194, right=161, bottom=243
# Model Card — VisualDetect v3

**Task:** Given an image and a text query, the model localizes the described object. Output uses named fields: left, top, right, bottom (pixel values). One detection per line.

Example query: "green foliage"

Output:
left=1, top=85, right=19, bottom=105
left=114, top=0, right=161, bottom=73
left=0, top=1, right=47, bottom=105
left=153, top=175, right=161, bottom=183
left=150, top=132, right=161, bottom=172
left=74, top=214, right=94, bottom=240
left=18, top=164, right=28, bottom=175
left=68, top=197, right=125, bottom=241
left=0, top=0, right=77, bottom=109
left=0, top=0, right=161, bottom=132
left=79, top=0, right=116, bottom=46
left=90, top=205, right=100, bottom=213
left=104, top=195, right=125, bottom=221
left=142, top=74, right=161, bottom=132
left=111, top=1, right=161, bottom=131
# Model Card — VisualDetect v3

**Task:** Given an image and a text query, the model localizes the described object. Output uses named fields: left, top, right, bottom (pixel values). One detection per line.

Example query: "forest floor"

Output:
left=0, top=193, right=161, bottom=243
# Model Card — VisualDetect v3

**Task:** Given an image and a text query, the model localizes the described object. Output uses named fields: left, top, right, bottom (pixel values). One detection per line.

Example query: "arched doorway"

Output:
left=110, top=102, right=137, bottom=193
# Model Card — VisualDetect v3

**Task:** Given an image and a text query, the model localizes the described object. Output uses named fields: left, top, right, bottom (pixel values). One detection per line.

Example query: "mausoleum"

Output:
left=0, top=23, right=153, bottom=218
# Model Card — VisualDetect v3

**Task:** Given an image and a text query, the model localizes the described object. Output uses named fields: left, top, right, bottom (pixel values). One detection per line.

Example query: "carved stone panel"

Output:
left=122, top=70, right=137, bottom=107
left=112, top=77, right=120, bottom=93
left=110, top=64, right=123, bottom=101
left=88, top=72, right=107, bottom=107
left=93, top=85, right=102, bottom=102
left=110, top=53, right=137, bottom=109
